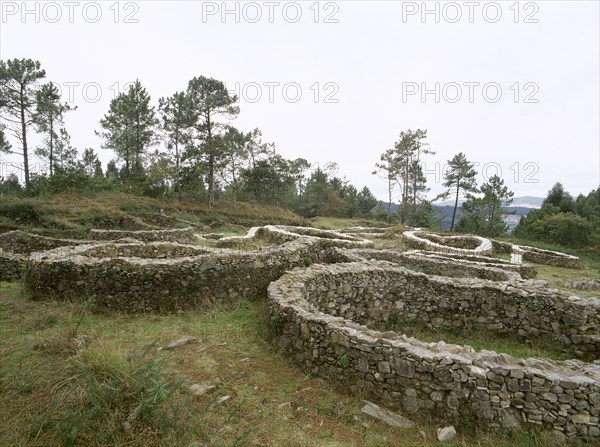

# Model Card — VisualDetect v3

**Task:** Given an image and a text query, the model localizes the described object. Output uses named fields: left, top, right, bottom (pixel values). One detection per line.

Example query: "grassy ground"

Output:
left=0, top=192, right=307, bottom=237
left=310, top=217, right=387, bottom=231
left=0, top=282, right=579, bottom=447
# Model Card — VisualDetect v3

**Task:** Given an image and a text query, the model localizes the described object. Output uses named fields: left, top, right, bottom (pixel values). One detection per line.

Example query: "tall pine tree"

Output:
left=0, top=58, right=46, bottom=188
left=97, top=80, right=157, bottom=179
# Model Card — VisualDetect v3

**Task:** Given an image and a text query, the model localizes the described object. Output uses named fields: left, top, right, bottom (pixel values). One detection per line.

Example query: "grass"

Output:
left=0, top=281, right=587, bottom=447
left=381, top=318, right=571, bottom=362
left=0, top=191, right=307, bottom=237
left=310, top=217, right=387, bottom=231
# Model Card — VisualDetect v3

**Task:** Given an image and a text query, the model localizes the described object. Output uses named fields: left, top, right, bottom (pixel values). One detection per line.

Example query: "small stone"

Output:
left=189, top=383, right=216, bottom=396
left=277, top=402, right=292, bottom=410
left=571, top=414, right=590, bottom=424
left=159, top=335, right=198, bottom=350
left=217, top=395, right=231, bottom=404
left=361, top=400, right=414, bottom=428
left=436, top=426, right=457, bottom=442
left=334, top=401, right=345, bottom=417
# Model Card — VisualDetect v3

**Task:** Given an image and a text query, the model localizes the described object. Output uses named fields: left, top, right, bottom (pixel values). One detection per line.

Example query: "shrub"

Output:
left=530, top=212, right=593, bottom=247
left=51, top=341, right=193, bottom=446
left=0, top=200, right=41, bottom=224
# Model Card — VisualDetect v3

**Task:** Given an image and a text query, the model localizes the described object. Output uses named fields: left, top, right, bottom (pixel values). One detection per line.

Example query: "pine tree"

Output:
left=33, top=82, right=74, bottom=176
left=158, top=91, right=196, bottom=182
left=0, top=58, right=46, bottom=188
left=186, top=76, right=239, bottom=207
left=440, top=152, right=478, bottom=231
left=456, top=175, right=513, bottom=236
left=97, top=80, right=157, bottom=179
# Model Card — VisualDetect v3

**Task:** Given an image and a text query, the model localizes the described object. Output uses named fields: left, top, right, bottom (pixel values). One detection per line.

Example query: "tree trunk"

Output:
left=387, top=175, right=392, bottom=224
left=450, top=182, right=460, bottom=231
left=20, top=87, right=30, bottom=189
left=49, top=111, right=54, bottom=176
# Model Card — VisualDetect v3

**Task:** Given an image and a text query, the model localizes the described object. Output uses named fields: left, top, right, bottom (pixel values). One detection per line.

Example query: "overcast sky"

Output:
left=1, top=0, right=599, bottom=202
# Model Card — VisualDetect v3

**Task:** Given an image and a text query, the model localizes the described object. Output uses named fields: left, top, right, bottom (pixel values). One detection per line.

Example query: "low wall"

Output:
left=89, top=227, right=196, bottom=243
left=341, top=249, right=526, bottom=282
left=268, top=262, right=600, bottom=438
left=0, top=230, right=93, bottom=281
left=215, top=225, right=375, bottom=249
left=0, top=252, right=25, bottom=281
left=491, top=239, right=514, bottom=254
left=518, top=246, right=580, bottom=269
left=23, top=238, right=346, bottom=313
left=402, top=231, right=493, bottom=256
left=0, top=230, right=88, bottom=255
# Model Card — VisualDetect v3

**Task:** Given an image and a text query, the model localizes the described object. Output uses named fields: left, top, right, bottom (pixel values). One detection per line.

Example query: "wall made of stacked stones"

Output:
left=89, top=227, right=196, bottom=243
left=23, top=238, right=346, bottom=313
left=268, top=262, right=600, bottom=438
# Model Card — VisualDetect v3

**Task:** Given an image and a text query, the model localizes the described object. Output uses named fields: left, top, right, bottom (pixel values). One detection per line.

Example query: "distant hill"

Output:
left=375, top=196, right=543, bottom=232
left=434, top=196, right=543, bottom=209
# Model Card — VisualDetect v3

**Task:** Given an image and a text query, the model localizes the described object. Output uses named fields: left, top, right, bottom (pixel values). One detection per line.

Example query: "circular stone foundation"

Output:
left=23, top=229, right=351, bottom=312
left=268, top=261, right=600, bottom=437
left=402, top=230, right=493, bottom=256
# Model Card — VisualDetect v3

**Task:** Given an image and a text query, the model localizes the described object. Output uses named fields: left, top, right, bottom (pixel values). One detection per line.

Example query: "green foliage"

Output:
left=439, top=152, right=478, bottom=231
left=529, top=212, right=593, bottom=247
left=0, top=199, right=41, bottom=223
left=33, top=82, right=75, bottom=176
left=185, top=76, right=240, bottom=206
left=0, top=58, right=47, bottom=188
left=356, top=186, right=378, bottom=217
left=336, top=353, right=350, bottom=368
left=456, top=175, right=514, bottom=237
left=373, top=129, right=434, bottom=224
left=97, top=80, right=158, bottom=179
left=545, top=182, right=574, bottom=213
left=0, top=125, right=11, bottom=152
left=0, top=173, right=22, bottom=195
left=516, top=183, right=598, bottom=247
left=55, top=341, right=191, bottom=446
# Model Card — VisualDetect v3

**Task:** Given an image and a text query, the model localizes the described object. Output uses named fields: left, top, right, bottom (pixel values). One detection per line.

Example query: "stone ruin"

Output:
left=0, top=226, right=597, bottom=439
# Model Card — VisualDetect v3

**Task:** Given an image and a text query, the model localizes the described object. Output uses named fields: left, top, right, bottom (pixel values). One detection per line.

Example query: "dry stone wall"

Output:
left=402, top=230, right=493, bottom=256
left=518, top=246, right=580, bottom=269
left=340, top=249, right=535, bottom=282
left=268, top=262, right=600, bottom=438
left=214, top=225, right=375, bottom=249
left=0, top=230, right=93, bottom=281
left=23, top=238, right=347, bottom=313
left=89, top=227, right=196, bottom=243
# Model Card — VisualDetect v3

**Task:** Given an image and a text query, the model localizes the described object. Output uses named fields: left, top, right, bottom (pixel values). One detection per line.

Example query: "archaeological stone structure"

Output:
left=1, top=225, right=598, bottom=439
left=268, top=262, right=600, bottom=438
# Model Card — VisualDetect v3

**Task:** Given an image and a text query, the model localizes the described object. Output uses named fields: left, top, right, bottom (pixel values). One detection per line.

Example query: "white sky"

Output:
left=1, top=0, right=599, bottom=202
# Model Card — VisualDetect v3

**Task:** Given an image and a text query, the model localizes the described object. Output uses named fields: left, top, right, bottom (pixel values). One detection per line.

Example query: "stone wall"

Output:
left=0, top=252, right=25, bottom=281
left=23, top=238, right=346, bottom=313
left=268, top=262, right=600, bottom=438
left=491, top=239, right=514, bottom=254
left=89, top=227, right=196, bottom=243
left=0, top=230, right=88, bottom=255
left=402, top=230, right=493, bottom=256
left=341, top=249, right=535, bottom=281
left=518, top=245, right=580, bottom=269
left=215, top=225, right=374, bottom=249
left=0, top=230, right=93, bottom=281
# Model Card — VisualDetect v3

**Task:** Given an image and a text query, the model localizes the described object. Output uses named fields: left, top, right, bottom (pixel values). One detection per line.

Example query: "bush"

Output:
left=0, top=200, right=41, bottom=224
left=530, top=212, right=593, bottom=247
